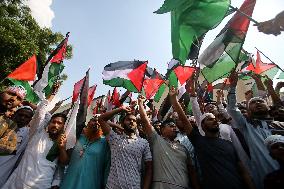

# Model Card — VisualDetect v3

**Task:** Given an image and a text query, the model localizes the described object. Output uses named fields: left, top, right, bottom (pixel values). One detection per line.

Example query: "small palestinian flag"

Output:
left=102, top=61, right=148, bottom=92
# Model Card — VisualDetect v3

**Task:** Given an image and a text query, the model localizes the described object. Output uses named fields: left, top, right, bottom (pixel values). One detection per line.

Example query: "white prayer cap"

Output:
left=16, top=106, right=34, bottom=113
left=200, top=113, right=215, bottom=124
left=248, top=97, right=267, bottom=108
left=264, top=135, right=284, bottom=150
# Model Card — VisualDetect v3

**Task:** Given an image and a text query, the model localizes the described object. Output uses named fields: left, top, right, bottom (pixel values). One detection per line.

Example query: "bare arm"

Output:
left=99, top=106, right=131, bottom=135
left=138, top=95, right=155, bottom=136
left=143, top=161, right=153, bottom=189
left=169, top=87, right=193, bottom=135
left=227, top=72, right=247, bottom=128
left=264, top=77, right=283, bottom=106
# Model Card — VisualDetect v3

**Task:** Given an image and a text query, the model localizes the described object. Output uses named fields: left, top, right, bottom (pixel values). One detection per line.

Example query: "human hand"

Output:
left=137, top=95, right=146, bottom=105
left=169, top=86, right=178, bottom=98
left=57, top=134, right=67, bottom=150
left=263, top=76, right=273, bottom=88
left=119, top=105, right=132, bottom=113
left=255, top=19, right=282, bottom=36
left=276, top=81, right=284, bottom=89
left=216, top=90, right=224, bottom=99
left=229, top=71, right=238, bottom=87
left=51, top=82, right=61, bottom=95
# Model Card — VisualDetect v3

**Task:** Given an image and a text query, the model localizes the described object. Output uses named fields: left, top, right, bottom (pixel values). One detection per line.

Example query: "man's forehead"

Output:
left=126, top=114, right=136, bottom=119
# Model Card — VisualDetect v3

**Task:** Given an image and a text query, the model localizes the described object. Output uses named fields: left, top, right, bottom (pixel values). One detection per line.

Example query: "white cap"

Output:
left=264, top=135, right=284, bottom=150
left=200, top=113, right=215, bottom=123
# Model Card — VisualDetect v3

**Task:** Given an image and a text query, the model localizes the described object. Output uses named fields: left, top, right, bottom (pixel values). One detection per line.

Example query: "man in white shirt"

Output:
left=0, top=106, right=34, bottom=187
left=3, top=85, right=69, bottom=189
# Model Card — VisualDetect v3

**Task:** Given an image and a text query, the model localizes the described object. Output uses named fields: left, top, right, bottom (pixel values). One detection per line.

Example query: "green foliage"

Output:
left=0, top=0, right=72, bottom=87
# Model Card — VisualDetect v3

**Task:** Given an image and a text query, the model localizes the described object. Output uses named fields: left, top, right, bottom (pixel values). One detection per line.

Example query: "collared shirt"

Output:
left=106, top=129, right=152, bottom=189
left=175, top=133, right=194, bottom=160
left=2, top=100, right=58, bottom=189
left=0, top=126, right=29, bottom=187
left=227, top=87, right=279, bottom=189
left=149, top=131, right=191, bottom=189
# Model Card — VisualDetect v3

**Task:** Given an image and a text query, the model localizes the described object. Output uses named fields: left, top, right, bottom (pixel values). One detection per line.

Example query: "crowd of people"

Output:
left=0, top=7, right=284, bottom=189
left=0, top=68, right=284, bottom=189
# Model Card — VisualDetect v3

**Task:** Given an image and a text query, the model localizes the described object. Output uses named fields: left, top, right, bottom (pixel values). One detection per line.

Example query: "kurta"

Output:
left=60, top=135, right=110, bottom=189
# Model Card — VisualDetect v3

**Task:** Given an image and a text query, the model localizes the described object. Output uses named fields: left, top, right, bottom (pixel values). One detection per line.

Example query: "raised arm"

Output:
left=29, top=83, right=59, bottom=138
left=227, top=72, right=246, bottom=128
left=189, top=77, right=204, bottom=135
left=169, top=87, right=193, bottom=136
left=137, top=95, right=154, bottom=136
left=98, top=106, right=131, bottom=135
left=264, top=76, right=283, bottom=106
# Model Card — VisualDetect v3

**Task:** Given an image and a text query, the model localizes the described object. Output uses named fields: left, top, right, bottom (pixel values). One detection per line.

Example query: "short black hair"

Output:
left=161, top=118, right=176, bottom=128
left=119, top=112, right=135, bottom=123
left=51, top=113, right=67, bottom=123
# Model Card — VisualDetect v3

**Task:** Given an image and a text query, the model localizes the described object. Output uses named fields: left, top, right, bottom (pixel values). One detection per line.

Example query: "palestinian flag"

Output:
left=102, top=61, right=148, bottom=92
left=76, top=70, right=89, bottom=138
left=154, top=83, right=168, bottom=103
left=199, top=0, right=256, bottom=67
left=7, top=55, right=39, bottom=103
left=212, top=78, right=231, bottom=90
left=87, top=85, right=97, bottom=107
left=34, top=34, right=69, bottom=99
left=155, top=0, right=230, bottom=64
left=201, top=49, right=249, bottom=83
left=111, top=87, right=121, bottom=108
left=143, top=68, right=164, bottom=99
left=240, top=50, right=279, bottom=81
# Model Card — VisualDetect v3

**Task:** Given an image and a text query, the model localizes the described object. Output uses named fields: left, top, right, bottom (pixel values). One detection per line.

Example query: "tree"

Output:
left=0, top=0, right=72, bottom=89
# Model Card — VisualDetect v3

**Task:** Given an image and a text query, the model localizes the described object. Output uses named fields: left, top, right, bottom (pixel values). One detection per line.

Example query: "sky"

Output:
left=27, top=0, right=284, bottom=101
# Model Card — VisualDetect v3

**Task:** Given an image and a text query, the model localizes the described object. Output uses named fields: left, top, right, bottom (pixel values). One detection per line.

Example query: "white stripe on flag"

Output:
left=102, top=69, right=132, bottom=80
left=33, top=62, right=51, bottom=100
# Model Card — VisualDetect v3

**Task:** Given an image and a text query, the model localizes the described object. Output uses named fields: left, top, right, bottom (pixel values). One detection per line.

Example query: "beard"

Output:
left=252, top=109, right=269, bottom=118
left=207, top=127, right=220, bottom=133
left=124, top=125, right=136, bottom=133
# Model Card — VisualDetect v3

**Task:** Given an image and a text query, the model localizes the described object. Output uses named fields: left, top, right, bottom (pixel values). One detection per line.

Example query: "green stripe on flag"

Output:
left=168, top=71, right=178, bottom=88
left=154, top=83, right=167, bottom=102
left=103, top=78, right=138, bottom=92
left=8, top=78, right=39, bottom=104
left=44, top=63, right=65, bottom=96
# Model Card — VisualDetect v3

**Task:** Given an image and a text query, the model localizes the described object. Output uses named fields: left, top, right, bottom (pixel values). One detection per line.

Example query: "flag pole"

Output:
left=229, top=5, right=259, bottom=25
left=255, top=47, right=284, bottom=72
left=255, top=47, right=276, bottom=64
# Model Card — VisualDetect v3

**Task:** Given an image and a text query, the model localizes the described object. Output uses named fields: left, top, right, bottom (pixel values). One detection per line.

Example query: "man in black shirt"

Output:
left=168, top=86, right=255, bottom=189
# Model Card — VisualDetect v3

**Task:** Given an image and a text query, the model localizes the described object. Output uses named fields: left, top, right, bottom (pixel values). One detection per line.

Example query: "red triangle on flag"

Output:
left=246, top=51, right=276, bottom=74
left=174, top=66, right=195, bottom=85
left=7, top=55, right=37, bottom=81
left=88, top=85, right=97, bottom=106
left=112, top=87, right=121, bottom=107
left=50, top=38, right=68, bottom=64
left=127, top=62, right=148, bottom=92
left=72, top=77, right=85, bottom=102
left=143, top=72, right=164, bottom=99
left=229, top=0, right=256, bottom=32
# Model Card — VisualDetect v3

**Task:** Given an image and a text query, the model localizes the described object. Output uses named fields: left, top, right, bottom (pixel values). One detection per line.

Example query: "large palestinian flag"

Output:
left=199, top=0, right=256, bottom=67
left=103, top=61, right=148, bottom=92
left=155, top=0, right=230, bottom=63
